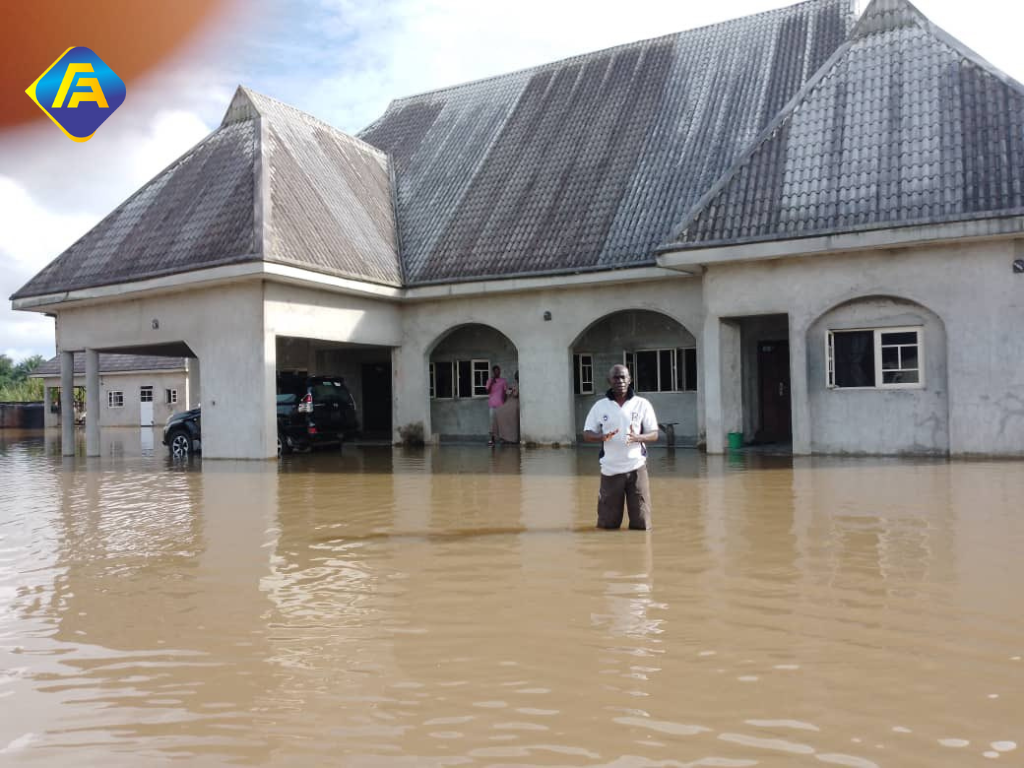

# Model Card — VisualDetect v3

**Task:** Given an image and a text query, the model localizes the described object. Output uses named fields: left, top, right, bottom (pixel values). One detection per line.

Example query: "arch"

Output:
left=569, top=309, right=699, bottom=446
left=426, top=322, right=519, bottom=443
left=805, top=293, right=949, bottom=455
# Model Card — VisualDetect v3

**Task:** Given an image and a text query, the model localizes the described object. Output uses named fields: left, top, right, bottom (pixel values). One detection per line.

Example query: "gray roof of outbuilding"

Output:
left=358, top=0, right=857, bottom=284
left=665, top=0, right=1024, bottom=249
left=31, top=354, right=188, bottom=377
left=12, top=88, right=400, bottom=300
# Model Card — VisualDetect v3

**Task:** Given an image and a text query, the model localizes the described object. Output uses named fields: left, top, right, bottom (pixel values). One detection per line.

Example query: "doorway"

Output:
left=361, top=362, right=392, bottom=438
left=757, top=340, right=791, bottom=442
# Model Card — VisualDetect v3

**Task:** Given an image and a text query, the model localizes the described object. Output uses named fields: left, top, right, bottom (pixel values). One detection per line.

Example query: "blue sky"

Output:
left=3, top=0, right=1024, bottom=362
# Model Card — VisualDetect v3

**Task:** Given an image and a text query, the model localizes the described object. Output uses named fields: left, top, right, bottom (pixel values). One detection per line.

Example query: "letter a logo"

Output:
left=26, top=47, right=126, bottom=142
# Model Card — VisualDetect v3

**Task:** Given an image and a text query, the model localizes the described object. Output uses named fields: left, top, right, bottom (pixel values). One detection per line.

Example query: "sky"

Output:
left=2, top=0, right=1024, bottom=363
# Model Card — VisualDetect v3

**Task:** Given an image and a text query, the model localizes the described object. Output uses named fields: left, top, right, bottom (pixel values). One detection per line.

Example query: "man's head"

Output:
left=493, top=365, right=501, bottom=377
left=608, top=364, right=631, bottom=398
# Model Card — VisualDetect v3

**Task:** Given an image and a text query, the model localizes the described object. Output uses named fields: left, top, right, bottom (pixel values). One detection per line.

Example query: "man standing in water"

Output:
left=583, top=364, right=659, bottom=530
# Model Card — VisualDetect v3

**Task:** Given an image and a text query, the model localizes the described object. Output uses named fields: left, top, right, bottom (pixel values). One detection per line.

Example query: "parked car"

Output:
left=163, top=376, right=359, bottom=458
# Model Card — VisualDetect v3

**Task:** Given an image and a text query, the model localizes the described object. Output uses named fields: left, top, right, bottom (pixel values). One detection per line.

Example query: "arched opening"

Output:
left=806, top=295, right=949, bottom=455
left=427, top=324, right=518, bottom=443
left=570, top=310, right=697, bottom=446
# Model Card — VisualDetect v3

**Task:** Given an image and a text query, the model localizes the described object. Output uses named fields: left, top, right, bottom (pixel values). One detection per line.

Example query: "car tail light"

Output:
left=298, top=393, right=313, bottom=413
left=307, top=425, right=317, bottom=435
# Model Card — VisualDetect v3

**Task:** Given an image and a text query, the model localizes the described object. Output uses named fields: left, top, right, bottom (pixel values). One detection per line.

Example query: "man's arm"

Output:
left=627, top=404, right=660, bottom=444
left=583, top=428, right=619, bottom=443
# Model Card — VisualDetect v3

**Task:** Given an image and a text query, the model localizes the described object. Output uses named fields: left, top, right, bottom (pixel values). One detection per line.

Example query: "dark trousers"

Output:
left=597, top=465, right=652, bottom=530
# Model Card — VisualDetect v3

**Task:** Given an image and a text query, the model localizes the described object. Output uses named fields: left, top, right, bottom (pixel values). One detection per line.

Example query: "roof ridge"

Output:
left=660, top=0, right=1024, bottom=249
left=231, top=86, right=389, bottom=162
left=365, top=0, right=851, bottom=116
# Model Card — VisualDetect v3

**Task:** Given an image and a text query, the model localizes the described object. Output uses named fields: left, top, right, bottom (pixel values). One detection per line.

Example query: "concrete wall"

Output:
left=429, top=325, right=517, bottom=440
left=394, top=276, right=702, bottom=445
left=41, top=371, right=187, bottom=428
left=703, top=238, right=1024, bottom=456
left=571, top=309, right=698, bottom=444
left=55, top=282, right=275, bottom=459
left=807, top=297, right=948, bottom=455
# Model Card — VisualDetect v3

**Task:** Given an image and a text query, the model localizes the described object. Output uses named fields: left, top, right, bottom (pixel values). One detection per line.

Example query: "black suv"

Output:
left=163, top=376, right=359, bottom=458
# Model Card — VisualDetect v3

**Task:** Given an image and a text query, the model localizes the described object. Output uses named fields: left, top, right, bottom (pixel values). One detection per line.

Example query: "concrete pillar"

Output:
left=60, top=350, right=75, bottom=456
left=517, top=342, right=572, bottom=445
left=187, top=357, right=201, bottom=409
left=788, top=315, right=812, bottom=455
left=85, top=349, right=100, bottom=457
left=393, top=343, right=431, bottom=443
left=702, top=316, right=743, bottom=453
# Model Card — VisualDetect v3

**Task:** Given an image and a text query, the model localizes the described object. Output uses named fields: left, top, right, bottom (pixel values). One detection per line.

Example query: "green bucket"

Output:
left=727, top=431, right=743, bottom=450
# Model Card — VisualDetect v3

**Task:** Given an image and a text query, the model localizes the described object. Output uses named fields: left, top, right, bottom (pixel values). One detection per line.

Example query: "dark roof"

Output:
left=13, top=122, right=258, bottom=300
left=359, top=0, right=856, bottom=284
left=12, top=89, right=400, bottom=300
left=665, top=0, right=1024, bottom=249
left=31, top=354, right=188, bottom=377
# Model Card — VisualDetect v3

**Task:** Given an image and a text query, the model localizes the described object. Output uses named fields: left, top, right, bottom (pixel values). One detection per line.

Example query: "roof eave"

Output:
left=656, top=213, right=1024, bottom=270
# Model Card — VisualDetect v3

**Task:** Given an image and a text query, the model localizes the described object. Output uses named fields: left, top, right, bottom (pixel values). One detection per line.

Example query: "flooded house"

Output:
left=29, top=353, right=189, bottom=429
left=10, top=0, right=1024, bottom=459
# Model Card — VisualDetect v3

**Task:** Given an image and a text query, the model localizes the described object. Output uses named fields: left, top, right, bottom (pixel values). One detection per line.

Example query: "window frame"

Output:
left=573, top=353, right=594, bottom=395
left=622, top=347, right=697, bottom=393
left=826, top=326, right=924, bottom=390
left=429, top=359, right=491, bottom=399
left=107, top=390, right=124, bottom=408
left=165, top=388, right=178, bottom=405
left=140, top=385, right=154, bottom=403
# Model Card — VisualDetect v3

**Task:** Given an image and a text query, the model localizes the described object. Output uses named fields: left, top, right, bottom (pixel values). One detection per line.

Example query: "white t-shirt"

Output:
left=583, top=392, right=658, bottom=476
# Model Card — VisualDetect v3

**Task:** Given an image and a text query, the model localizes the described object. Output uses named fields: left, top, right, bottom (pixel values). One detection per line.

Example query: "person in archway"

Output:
left=495, top=370, right=519, bottom=444
left=484, top=365, right=508, bottom=446
left=582, top=364, right=659, bottom=530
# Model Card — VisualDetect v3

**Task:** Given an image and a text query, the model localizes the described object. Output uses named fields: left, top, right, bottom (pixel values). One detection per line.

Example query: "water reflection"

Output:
left=0, top=432, right=1022, bottom=765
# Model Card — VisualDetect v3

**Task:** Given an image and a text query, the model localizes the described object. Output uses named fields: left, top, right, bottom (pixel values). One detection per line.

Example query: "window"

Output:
left=107, top=391, right=124, bottom=408
left=430, top=360, right=491, bottom=399
left=165, top=389, right=178, bottom=405
left=623, top=348, right=697, bottom=392
left=827, top=327, right=923, bottom=389
left=140, top=386, right=154, bottom=402
left=471, top=360, right=490, bottom=397
left=573, top=353, right=594, bottom=395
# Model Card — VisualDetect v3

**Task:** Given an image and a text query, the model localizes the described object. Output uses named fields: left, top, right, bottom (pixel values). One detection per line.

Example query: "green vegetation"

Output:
left=0, top=353, right=46, bottom=402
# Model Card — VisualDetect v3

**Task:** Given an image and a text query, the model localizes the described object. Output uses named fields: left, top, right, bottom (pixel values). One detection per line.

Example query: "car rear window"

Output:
left=312, top=382, right=346, bottom=400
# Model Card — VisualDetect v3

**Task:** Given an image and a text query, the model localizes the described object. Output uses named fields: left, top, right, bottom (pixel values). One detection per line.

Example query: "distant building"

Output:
left=10, top=0, right=1024, bottom=458
left=30, top=354, right=188, bottom=428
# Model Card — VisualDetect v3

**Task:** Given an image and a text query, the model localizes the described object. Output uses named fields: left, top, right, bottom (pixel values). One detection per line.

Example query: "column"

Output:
left=393, top=343, right=430, bottom=443
left=702, top=316, right=742, bottom=453
left=187, top=357, right=201, bottom=409
left=788, top=315, right=812, bottom=455
left=60, top=350, right=75, bottom=456
left=85, top=349, right=100, bottom=456
left=517, top=342, right=572, bottom=445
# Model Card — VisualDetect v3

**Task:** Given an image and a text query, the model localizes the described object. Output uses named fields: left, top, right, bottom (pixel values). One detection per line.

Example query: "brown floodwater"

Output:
left=1, top=428, right=1022, bottom=767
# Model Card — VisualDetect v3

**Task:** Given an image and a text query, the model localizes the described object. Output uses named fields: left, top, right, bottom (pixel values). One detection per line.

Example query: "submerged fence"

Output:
left=0, top=402, right=44, bottom=428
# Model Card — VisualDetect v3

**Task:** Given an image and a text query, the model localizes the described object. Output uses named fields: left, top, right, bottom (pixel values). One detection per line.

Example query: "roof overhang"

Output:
left=13, top=260, right=694, bottom=313
left=656, top=214, right=1024, bottom=271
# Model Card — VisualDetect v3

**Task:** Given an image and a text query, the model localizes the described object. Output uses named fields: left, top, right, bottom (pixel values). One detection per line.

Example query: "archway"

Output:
left=569, top=310, right=697, bottom=446
left=427, top=324, right=518, bottom=443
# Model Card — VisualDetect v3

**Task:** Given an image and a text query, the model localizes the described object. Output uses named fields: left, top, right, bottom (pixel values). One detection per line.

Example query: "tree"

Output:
left=0, top=353, right=13, bottom=386
left=13, top=354, right=45, bottom=382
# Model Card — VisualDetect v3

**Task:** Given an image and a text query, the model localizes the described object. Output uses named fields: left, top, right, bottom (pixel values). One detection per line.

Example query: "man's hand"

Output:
left=602, top=428, right=619, bottom=442
left=583, top=427, right=619, bottom=443
left=626, top=424, right=658, bottom=444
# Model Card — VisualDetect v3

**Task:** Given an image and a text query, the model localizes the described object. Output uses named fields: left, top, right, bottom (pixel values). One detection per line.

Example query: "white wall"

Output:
left=395, top=276, right=702, bottom=445
left=702, top=239, right=1024, bottom=456
left=55, top=282, right=275, bottom=459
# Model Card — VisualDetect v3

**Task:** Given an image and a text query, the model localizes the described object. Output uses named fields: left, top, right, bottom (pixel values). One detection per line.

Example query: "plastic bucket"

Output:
left=727, top=431, right=743, bottom=450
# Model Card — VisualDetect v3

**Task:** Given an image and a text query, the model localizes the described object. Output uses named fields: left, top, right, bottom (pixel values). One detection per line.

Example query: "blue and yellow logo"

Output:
left=25, top=47, right=126, bottom=142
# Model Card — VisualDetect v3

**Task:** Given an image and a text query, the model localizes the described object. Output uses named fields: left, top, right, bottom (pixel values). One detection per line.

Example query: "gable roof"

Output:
left=663, top=0, right=1024, bottom=250
left=12, top=88, right=400, bottom=301
left=359, top=0, right=857, bottom=284
left=30, top=353, right=188, bottom=377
